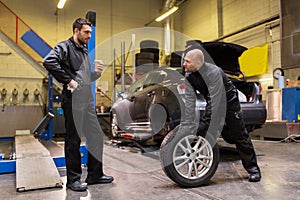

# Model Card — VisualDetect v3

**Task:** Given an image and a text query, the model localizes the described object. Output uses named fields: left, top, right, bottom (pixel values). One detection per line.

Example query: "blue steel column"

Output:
left=85, top=11, right=96, bottom=167
left=47, top=74, right=53, bottom=140
left=39, top=73, right=53, bottom=140
left=87, top=14, right=96, bottom=107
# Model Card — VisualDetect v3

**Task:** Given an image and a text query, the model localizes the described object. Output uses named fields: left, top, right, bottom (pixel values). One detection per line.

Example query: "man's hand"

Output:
left=67, top=79, right=78, bottom=93
left=94, top=59, right=104, bottom=75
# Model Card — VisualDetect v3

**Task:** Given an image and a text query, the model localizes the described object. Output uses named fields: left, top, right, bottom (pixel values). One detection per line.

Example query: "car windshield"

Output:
left=128, top=70, right=167, bottom=94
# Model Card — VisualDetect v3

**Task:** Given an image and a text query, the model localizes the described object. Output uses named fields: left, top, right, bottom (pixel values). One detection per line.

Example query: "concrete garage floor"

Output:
left=0, top=139, right=299, bottom=200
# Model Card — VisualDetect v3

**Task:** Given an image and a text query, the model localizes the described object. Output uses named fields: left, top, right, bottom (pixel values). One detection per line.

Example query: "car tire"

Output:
left=140, top=48, right=160, bottom=55
left=136, top=52, right=155, bottom=60
left=170, top=51, right=183, bottom=68
left=140, top=40, right=159, bottom=49
left=160, top=125, right=220, bottom=188
left=136, top=58, right=154, bottom=66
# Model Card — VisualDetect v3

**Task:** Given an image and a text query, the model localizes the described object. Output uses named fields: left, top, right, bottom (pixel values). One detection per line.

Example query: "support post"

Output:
left=86, top=11, right=97, bottom=107
left=112, top=48, right=116, bottom=104
left=121, top=41, right=125, bottom=92
left=38, top=73, right=53, bottom=140
left=132, top=34, right=136, bottom=82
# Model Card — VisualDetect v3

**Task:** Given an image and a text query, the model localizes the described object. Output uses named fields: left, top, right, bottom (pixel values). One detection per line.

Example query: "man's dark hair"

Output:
left=72, top=18, right=91, bottom=32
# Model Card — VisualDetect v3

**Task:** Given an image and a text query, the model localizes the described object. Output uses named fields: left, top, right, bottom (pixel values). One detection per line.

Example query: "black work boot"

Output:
left=85, top=175, right=114, bottom=185
left=249, top=171, right=261, bottom=182
left=66, top=180, right=88, bottom=191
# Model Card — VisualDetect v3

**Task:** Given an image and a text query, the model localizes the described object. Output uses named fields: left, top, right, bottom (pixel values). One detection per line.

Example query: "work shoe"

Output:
left=66, top=180, right=87, bottom=191
left=249, top=172, right=261, bottom=182
left=86, top=175, right=114, bottom=185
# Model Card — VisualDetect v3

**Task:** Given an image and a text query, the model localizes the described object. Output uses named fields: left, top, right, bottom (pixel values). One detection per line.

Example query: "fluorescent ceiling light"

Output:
left=155, top=6, right=178, bottom=22
left=57, top=0, right=67, bottom=9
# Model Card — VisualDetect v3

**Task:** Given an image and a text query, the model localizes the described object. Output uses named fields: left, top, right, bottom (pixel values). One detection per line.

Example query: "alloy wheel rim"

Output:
left=172, top=135, right=214, bottom=179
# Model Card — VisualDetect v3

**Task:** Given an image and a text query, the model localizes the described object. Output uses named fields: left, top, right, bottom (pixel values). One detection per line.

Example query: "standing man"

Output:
left=182, top=48, right=261, bottom=182
left=43, top=18, right=113, bottom=192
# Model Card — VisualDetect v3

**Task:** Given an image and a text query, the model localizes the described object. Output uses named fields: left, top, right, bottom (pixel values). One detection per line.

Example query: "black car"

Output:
left=111, top=42, right=266, bottom=143
left=111, top=67, right=185, bottom=142
left=110, top=42, right=267, bottom=187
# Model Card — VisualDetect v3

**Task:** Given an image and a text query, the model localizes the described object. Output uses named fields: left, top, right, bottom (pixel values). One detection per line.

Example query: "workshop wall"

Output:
left=0, top=39, right=45, bottom=106
left=0, top=0, right=163, bottom=108
left=1, top=0, right=162, bottom=46
left=176, top=0, right=219, bottom=41
left=174, top=0, right=288, bottom=101
left=1, top=0, right=299, bottom=108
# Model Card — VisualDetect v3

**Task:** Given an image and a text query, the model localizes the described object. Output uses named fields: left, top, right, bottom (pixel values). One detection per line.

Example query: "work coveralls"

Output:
left=184, top=62, right=260, bottom=174
left=43, top=37, right=104, bottom=183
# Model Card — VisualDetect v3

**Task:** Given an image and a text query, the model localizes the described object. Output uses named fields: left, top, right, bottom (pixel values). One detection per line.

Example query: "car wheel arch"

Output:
left=148, top=103, right=170, bottom=134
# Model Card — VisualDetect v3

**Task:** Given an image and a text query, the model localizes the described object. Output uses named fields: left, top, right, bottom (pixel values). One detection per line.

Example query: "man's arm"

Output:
left=182, top=78, right=197, bottom=124
left=90, top=60, right=104, bottom=81
left=199, top=66, right=226, bottom=138
left=42, top=42, right=73, bottom=85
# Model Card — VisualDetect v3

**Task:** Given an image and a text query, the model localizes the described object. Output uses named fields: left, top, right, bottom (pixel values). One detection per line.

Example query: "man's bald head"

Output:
left=183, top=49, right=205, bottom=72
left=186, top=49, right=204, bottom=63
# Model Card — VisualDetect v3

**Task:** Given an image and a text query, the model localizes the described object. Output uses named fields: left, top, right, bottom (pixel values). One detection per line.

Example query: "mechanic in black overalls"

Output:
left=43, top=18, right=113, bottom=191
left=182, top=48, right=261, bottom=182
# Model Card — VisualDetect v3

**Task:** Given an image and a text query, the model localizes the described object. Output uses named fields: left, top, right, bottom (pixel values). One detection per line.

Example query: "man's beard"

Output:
left=78, top=36, right=87, bottom=46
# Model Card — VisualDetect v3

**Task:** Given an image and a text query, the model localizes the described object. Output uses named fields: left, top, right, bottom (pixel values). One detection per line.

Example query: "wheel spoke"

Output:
left=193, top=161, right=198, bottom=177
left=186, top=161, right=198, bottom=178
left=200, top=155, right=213, bottom=160
left=196, top=142, right=208, bottom=154
left=187, top=162, right=194, bottom=178
left=174, top=155, right=188, bottom=161
left=175, top=158, right=189, bottom=170
left=184, top=137, right=192, bottom=149
left=196, top=158, right=210, bottom=168
left=178, top=142, right=187, bottom=152
left=193, top=137, right=201, bottom=149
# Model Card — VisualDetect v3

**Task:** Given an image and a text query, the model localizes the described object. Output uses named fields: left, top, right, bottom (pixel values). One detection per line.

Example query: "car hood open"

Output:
left=201, top=42, right=247, bottom=76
